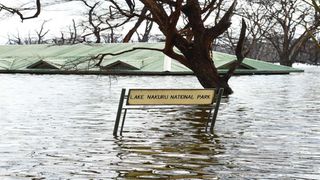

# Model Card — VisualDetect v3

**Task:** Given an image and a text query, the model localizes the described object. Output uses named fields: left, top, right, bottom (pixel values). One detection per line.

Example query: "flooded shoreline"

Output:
left=0, top=66, right=319, bottom=179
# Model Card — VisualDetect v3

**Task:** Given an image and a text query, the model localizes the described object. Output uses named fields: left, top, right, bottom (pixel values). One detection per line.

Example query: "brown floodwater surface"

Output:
left=0, top=65, right=319, bottom=179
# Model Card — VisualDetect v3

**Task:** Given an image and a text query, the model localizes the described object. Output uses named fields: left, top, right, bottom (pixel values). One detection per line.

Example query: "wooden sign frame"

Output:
left=113, top=88, right=224, bottom=136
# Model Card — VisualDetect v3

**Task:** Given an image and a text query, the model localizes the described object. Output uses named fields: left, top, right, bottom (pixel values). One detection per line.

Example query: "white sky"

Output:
left=0, top=1, right=246, bottom=44
left=0, top=1, right=81, bottom=44
left=1, top=0, right=315, bottom=45
left=0, top=0, right=237, bottom=44
left=0, top=0, right=152, bottom=44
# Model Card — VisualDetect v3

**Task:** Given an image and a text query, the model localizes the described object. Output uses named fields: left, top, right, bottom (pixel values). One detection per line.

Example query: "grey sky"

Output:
left=0, top=1, right=80, bottom=44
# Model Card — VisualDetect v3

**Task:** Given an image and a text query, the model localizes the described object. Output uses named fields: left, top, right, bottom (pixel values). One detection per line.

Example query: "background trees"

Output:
left=307, top=0, right=320, bottom=49
left=231, top=0, right=320, bottom=66
left=77, top=0, right=130, bottom=43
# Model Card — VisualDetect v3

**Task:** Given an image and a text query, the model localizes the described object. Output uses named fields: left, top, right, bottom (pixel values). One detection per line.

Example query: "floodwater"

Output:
left=0, top=65, right=319, bottom=179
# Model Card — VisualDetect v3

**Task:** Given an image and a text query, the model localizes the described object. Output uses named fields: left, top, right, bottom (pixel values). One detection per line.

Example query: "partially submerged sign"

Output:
left=113, top=88, right=224, bottom=136
left=127, top=89, right=215, bottom=105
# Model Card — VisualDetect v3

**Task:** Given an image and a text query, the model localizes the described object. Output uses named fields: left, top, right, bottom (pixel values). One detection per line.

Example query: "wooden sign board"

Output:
left=127, top=89, right=215, bottom=105
left=113, top=88, right=224, bottom=136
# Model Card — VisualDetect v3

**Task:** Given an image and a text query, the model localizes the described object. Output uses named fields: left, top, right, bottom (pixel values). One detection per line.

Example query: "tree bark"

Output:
left=183, top=48, right=233, bottom=95
left=192, top=63, right=233, bottom=95
left=279, top=54, right=293, bottom=66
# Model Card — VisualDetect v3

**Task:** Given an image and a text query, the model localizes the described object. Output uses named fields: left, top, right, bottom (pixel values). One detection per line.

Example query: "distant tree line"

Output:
left=217, top=0, right=320, bottom=66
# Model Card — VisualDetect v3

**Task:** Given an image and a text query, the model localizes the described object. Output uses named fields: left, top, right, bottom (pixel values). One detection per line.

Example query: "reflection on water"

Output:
left=0, top=66, right=320, bottom=179
left=114, top=109, right=224, bottom=179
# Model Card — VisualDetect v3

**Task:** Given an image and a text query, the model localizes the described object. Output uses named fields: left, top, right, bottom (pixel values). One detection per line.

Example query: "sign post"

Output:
left=209, top=88, right=224, bottom=133
left=113, top=88, right=126, bottom=137
left=113, top=88, right=223, bottom=136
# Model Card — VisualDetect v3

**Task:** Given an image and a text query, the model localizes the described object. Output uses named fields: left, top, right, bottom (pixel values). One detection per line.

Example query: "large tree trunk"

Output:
left=279, top=54, right=293, bottom=67
left=95, top=32, right=101, bottom=43
left=185, top=52, right=233, bottom=95
left=172, top=37, right=234, bottom=95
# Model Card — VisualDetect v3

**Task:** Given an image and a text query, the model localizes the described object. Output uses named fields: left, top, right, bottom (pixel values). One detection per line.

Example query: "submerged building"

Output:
left=0, top=43, right=303, bottom=75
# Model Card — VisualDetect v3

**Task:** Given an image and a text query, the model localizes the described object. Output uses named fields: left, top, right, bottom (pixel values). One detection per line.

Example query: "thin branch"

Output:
left=123, top=6, right=148, bottom=42
left=0, top=0, right=41, bottom=21
left=72, top=19, right=77, bottom=44
left=207, top=0, right=237, bottom=41
left=94, top=47, right=164, bottom=66
left=223, top=19, right=248, bottom=81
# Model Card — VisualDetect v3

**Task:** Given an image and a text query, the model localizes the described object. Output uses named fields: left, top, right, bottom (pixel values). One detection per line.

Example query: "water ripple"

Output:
left=0, top=66, right=320, bottom=179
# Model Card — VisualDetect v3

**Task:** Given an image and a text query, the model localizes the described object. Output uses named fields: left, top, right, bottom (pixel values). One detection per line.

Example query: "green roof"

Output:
left=0, top=43, right=303, bottom=75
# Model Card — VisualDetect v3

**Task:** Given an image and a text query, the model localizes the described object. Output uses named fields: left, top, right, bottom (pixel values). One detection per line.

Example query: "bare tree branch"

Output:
left=123, top=6, right=148, bottom=42
left=223, top=19, right=248, bottom=81
left=94, top=47, right=164, bottom=67
left=0, top=0, right=41, bottom=21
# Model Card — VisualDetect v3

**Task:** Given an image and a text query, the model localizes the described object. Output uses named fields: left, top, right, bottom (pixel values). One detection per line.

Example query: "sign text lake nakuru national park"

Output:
left=127, top=89, right=215, bottom=105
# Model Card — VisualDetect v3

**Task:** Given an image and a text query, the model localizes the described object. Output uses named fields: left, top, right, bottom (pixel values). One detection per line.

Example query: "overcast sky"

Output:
left=0, top=0, right=280, bottom=45
left=0, top=1, right=81, bottom=44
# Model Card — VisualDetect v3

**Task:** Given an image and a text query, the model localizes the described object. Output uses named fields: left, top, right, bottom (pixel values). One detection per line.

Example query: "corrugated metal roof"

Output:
left=0, top=43, right=303, bottom=74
